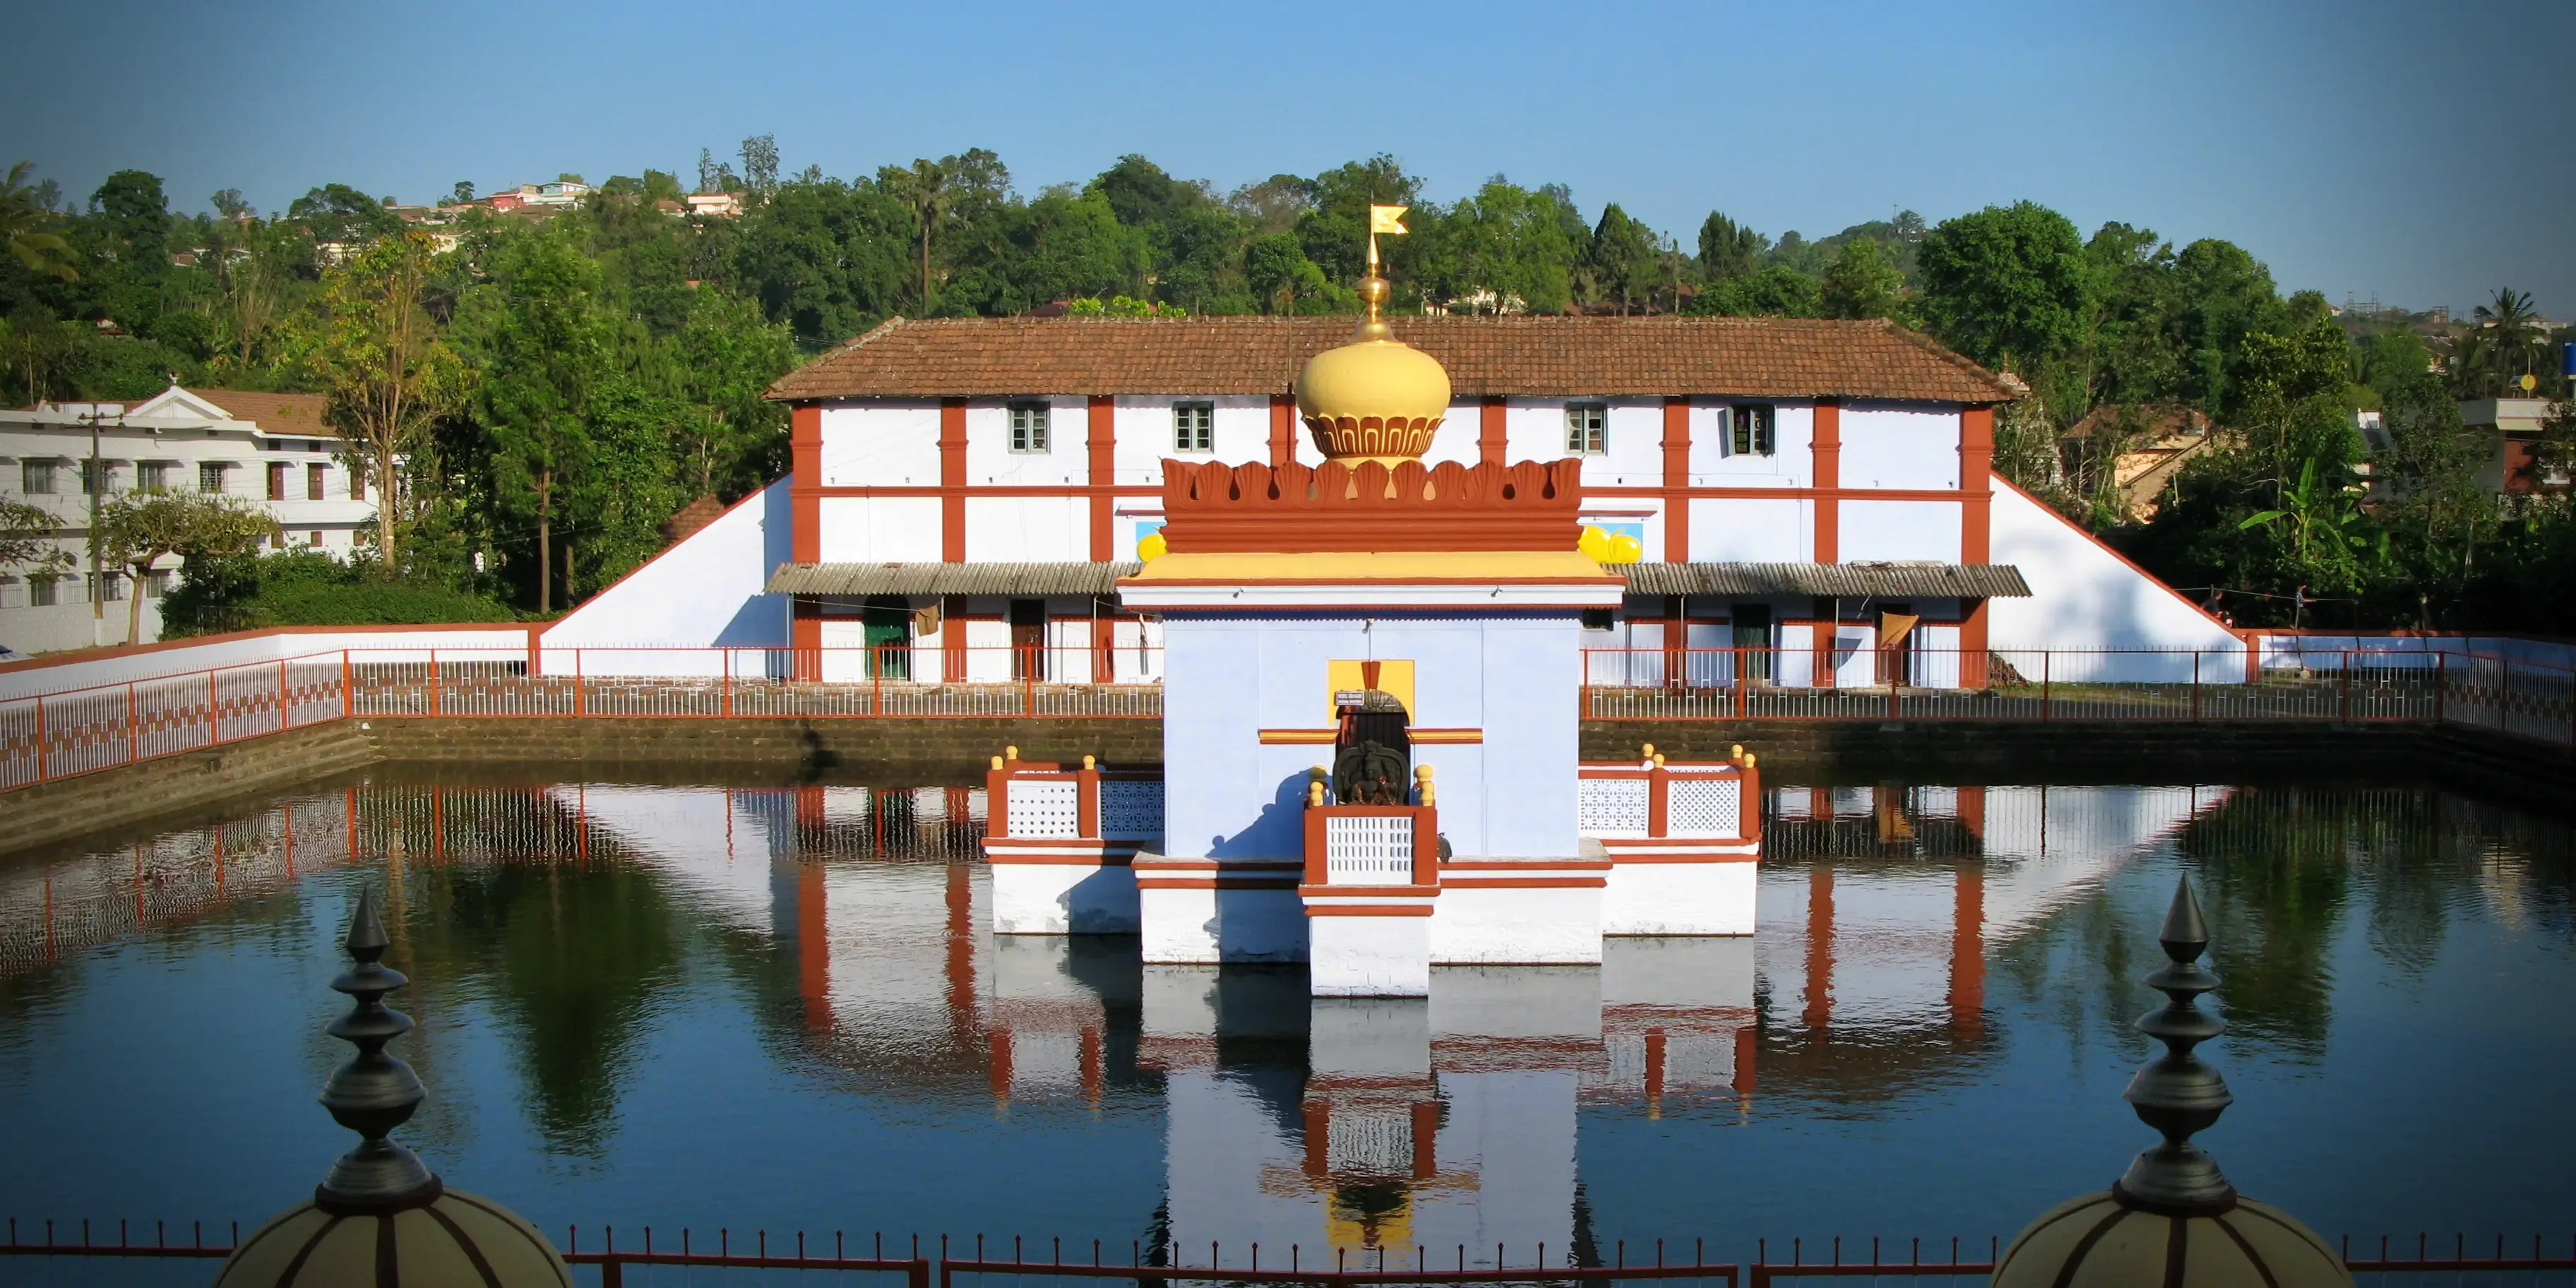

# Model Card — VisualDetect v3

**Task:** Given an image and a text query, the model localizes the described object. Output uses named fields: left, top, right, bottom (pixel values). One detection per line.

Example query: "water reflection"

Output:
left=4, top=771, right=2576, bottom=1247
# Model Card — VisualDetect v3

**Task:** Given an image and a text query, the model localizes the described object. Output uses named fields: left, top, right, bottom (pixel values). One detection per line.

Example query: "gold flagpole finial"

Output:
left=1359, top=204, right=1409, bottom=339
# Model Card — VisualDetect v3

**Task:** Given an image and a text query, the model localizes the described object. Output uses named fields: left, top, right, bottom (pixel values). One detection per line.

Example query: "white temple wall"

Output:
left=1688, top=497, right=1812, bottom=562
left=1986, top=477, right=2241, bottom=672
left=816, top=495, right=943, bottom=562
left=1160, top=614, right=1581, bottom=862
left=1838, top=404, right=1961, bottom=489
left=1839, top=499, right=1964, bottom=564
left=544, top=479, right=793, bottom=651
left=962, top=495, right=1088, bottom=562
left=818, top=401, right=941, bottom=485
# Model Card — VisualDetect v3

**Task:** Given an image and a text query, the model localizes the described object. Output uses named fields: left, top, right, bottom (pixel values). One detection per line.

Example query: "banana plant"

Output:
left=2238, top=456, right=2382, bottom=588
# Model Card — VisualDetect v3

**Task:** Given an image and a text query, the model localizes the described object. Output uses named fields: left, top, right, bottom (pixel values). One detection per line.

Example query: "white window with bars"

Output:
left=1173, top=401, right=1214, bottom=453
left=138, top=461, right=173, bottom=491
left=1565, top=402, right=1607, bottom=455
left=20, top=460, right=57, bottom=494
left=198, top=462, right=229, bottom=494
left=1008, top=401, right=1051, bottom=453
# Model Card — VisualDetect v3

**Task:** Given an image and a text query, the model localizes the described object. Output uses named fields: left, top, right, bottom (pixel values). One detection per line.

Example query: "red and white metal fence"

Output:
left=6, top=645, right=2573, bottom=795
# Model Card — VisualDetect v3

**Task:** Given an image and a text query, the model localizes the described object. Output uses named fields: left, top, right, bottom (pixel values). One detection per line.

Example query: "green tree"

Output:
left=1919, top=201, right=2090, bottom=378
left=2465, top=287, right=2546, bottom=395
left=286, top=182, right=404, bottom=246
left=1820, top=235, right=1905, bottom=321
left=1585, top=203, right=1660, bottom=314
left=673, top=288, right=797, bottom=496
left=1695, top=211, right=1764, bottom=282
left=94, top=489, right=275, bottom=643
left=0, top=498, right=71, bottom=580
left=1, top=161, right=77, bottom=281
left=1683, top=265, right=1821, bottom=318
left=1244, top=232, right=1329, bottom=315
left=86, top=169, right=171, bottom=335
left=467, top=225, right=609, bottom=611
left=301, top=229, right=468, bottom=570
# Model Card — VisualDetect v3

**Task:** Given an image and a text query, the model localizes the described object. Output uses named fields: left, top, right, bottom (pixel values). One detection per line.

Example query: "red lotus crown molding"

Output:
left=1158, top=458, right=1585, bottom=554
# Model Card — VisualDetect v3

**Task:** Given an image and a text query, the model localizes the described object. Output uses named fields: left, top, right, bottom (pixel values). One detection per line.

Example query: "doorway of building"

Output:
left=1009, top=599, right=1046, bottom=681
left=862, top=595, right=910, bottom=679
left=1732, top=604, right=1773, bottom=683
left=1876, top=605, right=1919, bottom=686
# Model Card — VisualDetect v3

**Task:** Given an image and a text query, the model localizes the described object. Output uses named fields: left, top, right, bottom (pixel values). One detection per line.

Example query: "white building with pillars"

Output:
left=549, top=314, right=2240, bottom=683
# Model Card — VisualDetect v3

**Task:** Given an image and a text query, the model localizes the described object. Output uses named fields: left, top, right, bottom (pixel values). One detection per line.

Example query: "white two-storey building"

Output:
left=0, top=386, right=376, bottom=654
left=547, top=315, right=2239, bottom=681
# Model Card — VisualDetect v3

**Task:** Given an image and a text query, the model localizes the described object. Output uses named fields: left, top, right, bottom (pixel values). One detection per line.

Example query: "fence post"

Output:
left=2190, top=651, right=2201, bottom=721
left=2041, top=652, right=2051, bottom=721
left=573, top=648, right=585, bottom=717
left=127, top=681, right=138, bottom=765
left=873, top=650, right=884, bottom=716
left=208, top=669, right=220, bottom=744
left=278, top=660, right=289, bottom=730
left=341, top=651, right=354, bottom=718
left=1888, top=663, right=1901, bottom=720
left=2433, top=652, right=2445, bottom=724
left=429, top=652, right=441, bottom=718
left=2502, top=657, right=2512, bottom=733
left=2339, top=650, right=2352, bottom=722
left=722, top=650, right=734, bottom=717
left=32, top=694, right=46, bottom=782
left=1024, top=649, right=1036, bottom=717
left=1736, top=646, right=1749, bottom=719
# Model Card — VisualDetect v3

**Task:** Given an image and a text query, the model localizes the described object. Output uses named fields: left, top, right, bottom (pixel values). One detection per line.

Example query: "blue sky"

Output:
left=9, top=0, right=2570, bottom=318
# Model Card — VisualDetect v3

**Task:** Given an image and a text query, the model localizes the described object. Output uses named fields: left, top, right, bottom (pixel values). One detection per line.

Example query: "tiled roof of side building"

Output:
left=190, top=389, right=336, bottom=435
left=765, top=315, right=2023, bottom=405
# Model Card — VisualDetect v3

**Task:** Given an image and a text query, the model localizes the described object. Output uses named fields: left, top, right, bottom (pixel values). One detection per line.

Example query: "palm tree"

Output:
left=2470, top=287, right=2544, bottom=394
left=1, top=160, right=78, bottom=281
left=881, top=158, right=951, bottom=313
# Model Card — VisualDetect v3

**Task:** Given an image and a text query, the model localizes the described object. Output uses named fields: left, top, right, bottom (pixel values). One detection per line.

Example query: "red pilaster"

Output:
left=1662, top=398, right=1690, bottom=561
left=1479, top=396, right=1508, bottom=467
left=1948, top=864, right=1986, bottom=1035
left=790, top=404, right=823, bottom=564
left=1960, top=597, right=1991, bottom=691
left=792, top=597, right=822, bottom=681
left=1811, top=399, right=1841, bottom=564
left=1803, top=864, right=1835, bottom=1031
left=939, top=398, right=968, bottom=561
left=1960, top=405, right=1993, bottom=564
left=1087, top=395, right=1116, bottom=561
left=1270, top=394, right=1296, bottom=467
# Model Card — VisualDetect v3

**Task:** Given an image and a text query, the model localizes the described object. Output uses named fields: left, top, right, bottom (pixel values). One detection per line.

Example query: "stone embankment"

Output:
left=4, top=715, right=2568, bottom=857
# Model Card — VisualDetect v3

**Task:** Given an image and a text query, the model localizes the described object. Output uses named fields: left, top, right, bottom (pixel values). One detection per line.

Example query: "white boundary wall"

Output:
left=0, top=625, right=533, bottom=700
left=538, top=479, right=792, bottom=675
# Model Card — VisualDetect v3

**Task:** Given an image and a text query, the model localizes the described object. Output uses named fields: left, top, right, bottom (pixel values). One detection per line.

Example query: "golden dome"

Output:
left=1295, top=275, right=1451, bottom=466
left=1994, top=1192, right=2349, bottom=1288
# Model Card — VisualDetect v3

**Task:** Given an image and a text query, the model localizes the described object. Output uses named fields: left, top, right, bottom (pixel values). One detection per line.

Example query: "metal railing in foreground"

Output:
left=1739, top=1231, right=2576, bottom=1284
left=0, top=1217, right=932, bottom=1287
left=6, top=1222, right=2574, bottom=1286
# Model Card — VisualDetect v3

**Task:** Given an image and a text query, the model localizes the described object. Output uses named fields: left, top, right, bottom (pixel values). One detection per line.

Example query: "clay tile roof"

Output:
left=190, top=388, right=337, bottom=436
left=765, top=316, right=2022, bottom=405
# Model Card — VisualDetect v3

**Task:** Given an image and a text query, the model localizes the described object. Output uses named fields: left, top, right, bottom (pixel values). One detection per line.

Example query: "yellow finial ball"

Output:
left=1605, top=532, right=1643, bottom=564
left=1137, top=530, right=1169, bottom=561
left=1578, top=525, right=1612, bottom=562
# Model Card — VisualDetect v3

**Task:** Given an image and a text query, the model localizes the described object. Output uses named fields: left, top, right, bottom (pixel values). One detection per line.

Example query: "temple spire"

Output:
left=2113, top=876, right=2236, bottom=1212
left=316, top=885, right=439, bottom=1208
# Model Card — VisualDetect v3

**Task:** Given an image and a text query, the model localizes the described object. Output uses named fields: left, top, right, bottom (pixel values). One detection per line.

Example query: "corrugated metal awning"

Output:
left=1616, top=562, right=2030, bottom=598
left=765, top=561, right=1141, bottom=597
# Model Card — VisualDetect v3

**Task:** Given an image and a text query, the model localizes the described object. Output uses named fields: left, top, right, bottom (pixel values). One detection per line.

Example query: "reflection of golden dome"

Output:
left=1296, top=275, right=1450, bottom=466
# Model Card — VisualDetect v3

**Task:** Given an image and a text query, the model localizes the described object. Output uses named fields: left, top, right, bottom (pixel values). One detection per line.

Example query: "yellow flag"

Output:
left=1368, top=204, right=1409, bottom=236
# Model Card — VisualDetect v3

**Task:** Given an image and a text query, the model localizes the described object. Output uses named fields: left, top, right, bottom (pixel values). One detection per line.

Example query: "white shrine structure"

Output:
left=982, top=265, right=1759, bottom=994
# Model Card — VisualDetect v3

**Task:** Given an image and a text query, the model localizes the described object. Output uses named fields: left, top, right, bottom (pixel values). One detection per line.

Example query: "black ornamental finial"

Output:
left=2113, top=876, right=2236, bottom=1213
left=314, top=886, right=440, bottom=1210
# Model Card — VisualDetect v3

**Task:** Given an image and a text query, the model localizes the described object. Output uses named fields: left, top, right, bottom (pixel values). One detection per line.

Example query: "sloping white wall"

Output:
left=0, top=625, right=533, bottom=700
left=542, top=478, right=792, bottom=650
left=1986, top=477, right=2238, bottom=672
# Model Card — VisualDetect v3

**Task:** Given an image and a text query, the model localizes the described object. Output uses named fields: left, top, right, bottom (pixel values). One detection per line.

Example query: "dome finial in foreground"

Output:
left=1991, top=876, right=2351, bottom=1288
left=215, top=883, right=571, bottom=1287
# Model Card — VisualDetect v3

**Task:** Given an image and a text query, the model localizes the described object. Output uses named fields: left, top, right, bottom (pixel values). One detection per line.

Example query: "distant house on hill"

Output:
left=2059, top=405, right=2216, bottom=521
